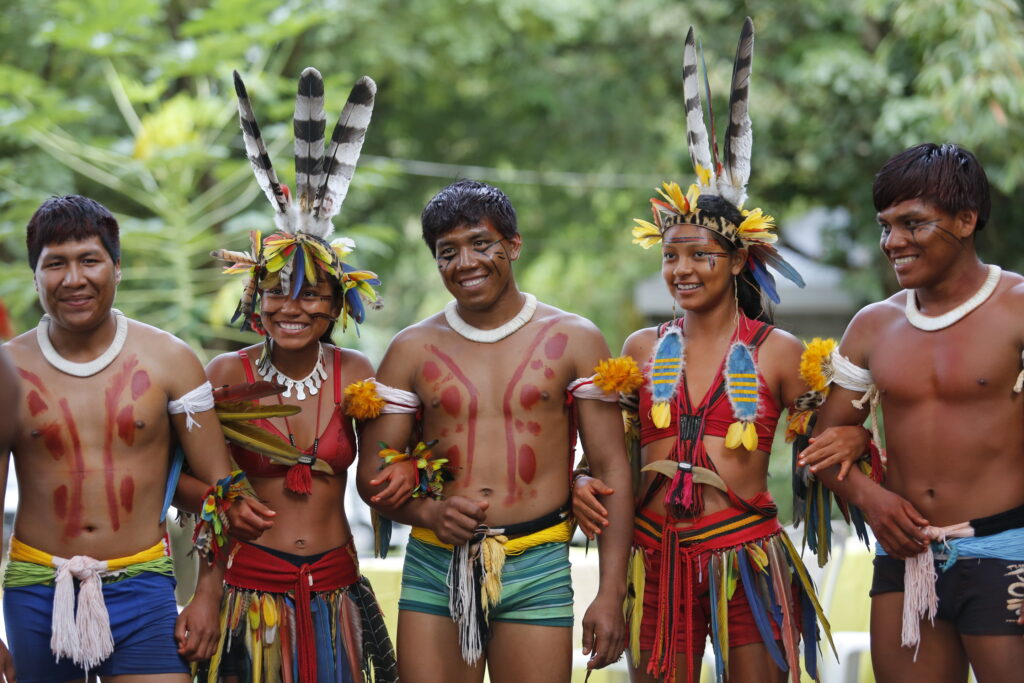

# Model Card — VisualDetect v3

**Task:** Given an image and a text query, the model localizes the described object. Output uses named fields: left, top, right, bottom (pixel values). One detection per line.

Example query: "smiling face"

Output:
left=877, top=198, right=975, bottom=289
left=259, top=276, right=341, bottom=351
left=34, top=236, right=121, bottom=333
left=434, top=218, right=522, bottom=311
left=661, top=224, right=745, bottom=313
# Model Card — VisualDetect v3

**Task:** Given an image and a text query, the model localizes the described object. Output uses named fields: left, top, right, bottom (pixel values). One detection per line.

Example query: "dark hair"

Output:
left=26, top=195, right=121, bottom=270
left=421, top=179, right=518, bottom=254
left=873, top=143, right=991, bottom=232
left=698, top=194, right=773, bottom=323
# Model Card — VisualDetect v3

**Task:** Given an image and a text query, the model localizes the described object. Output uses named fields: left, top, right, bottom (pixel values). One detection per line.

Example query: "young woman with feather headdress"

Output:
left=188, top=66, right=398, bottom=682
left=572, top=18, right=870, bottom=683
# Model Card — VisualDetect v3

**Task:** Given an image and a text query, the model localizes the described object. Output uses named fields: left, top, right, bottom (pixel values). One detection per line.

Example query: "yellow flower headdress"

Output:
left=212, top=67, right=380, bottom=333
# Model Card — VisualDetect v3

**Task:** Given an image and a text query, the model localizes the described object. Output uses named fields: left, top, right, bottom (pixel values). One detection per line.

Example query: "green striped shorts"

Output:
left=398, top=537, right=574, bottom=627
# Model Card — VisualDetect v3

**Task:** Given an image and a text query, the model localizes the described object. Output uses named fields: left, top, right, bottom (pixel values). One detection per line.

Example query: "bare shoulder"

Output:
left=206, top=345, right=257, bottom=385
left=335, top=345, right=374, bottom=381
left=387, top=312, right=448, bottom=351
left=125, top=319, right=207, bottom=395
left=126, top=318, right=199, bottom=363
left=761, top=326, right=803, bottom=359
left=623, top=326, right=658, bottom=361
left=997, top=268, right=1024, bottom=306
left=2, top=329, right=39, bottom=366
left=534, top=302, right=602, bottom=338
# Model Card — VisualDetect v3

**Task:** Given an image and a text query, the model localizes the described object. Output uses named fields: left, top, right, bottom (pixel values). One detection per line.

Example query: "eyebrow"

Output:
left=436, top=230, right=497, bottom=249
left=665, top=236, right=712, bottom=244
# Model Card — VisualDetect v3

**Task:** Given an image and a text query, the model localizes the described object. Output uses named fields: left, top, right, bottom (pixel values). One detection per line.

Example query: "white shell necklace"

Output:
left=905, top=265, right=1001, bottom=331
left=257, top=343, right=328, bottom=400
left=444, top=293, right=538, bottom=343
left=37, top=309, right=128, bottom=377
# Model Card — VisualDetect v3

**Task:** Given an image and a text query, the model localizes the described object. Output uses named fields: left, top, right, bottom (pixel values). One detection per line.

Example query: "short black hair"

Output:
left=26, top=195, right=121, bottom=270
left=421, top=179, right=518, bottom=254
left=873, top=143, right=991, bottom=232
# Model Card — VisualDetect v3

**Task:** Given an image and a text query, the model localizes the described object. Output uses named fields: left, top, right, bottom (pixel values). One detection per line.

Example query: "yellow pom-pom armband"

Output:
left=344, top=380, right=386, bottom=420
left=593, top=356, right=644, bottom=394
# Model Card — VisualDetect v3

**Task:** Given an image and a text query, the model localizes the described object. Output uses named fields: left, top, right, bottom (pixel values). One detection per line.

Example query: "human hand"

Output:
left=429, top=496, right=489, bottom=545
left=573, top=475, right=613, bottom=540
left=0, top=639, right=15, bottom=682
left=226, top=496, right=276, bottom=541
left=175, top=587, right=223, bottom=661
left=860, top=488, right=930, bottom=560
left=369, top=460, right=418, bottom=511
left=798, top=426, right=871, bottom=481
left=581, top=591, right=627, bottom=671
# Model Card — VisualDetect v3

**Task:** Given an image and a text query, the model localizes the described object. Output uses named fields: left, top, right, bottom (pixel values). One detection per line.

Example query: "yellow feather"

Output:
left=651, top=402, right=672, bottom=429
left=742, top=422, right=758, bottom=451
left=725, top=421, right=744, bottom=449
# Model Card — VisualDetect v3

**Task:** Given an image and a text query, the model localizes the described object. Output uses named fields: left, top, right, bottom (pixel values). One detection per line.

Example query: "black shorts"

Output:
left=871, top=554, right=1024, bottom=635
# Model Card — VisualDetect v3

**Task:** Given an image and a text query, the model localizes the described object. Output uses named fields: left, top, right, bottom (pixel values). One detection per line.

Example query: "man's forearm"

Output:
left=592, top=458, right=632, bottom=597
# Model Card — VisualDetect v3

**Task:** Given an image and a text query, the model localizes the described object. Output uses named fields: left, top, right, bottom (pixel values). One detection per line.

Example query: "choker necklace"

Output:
left=905, top=265, right=1001, bottom=331
left=37, top=309, right=128, bottom=377
left=257, top=343, right=328, bottom=400
left=444, top=293, right=538, bottom=343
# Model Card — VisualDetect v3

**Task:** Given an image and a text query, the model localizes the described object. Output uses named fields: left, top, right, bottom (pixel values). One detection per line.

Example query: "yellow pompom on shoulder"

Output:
left=593, top=356, right=644, bottom=394
left=799, top=338, right=838, bottom=393
left=344, top=380, right=386, bottom=420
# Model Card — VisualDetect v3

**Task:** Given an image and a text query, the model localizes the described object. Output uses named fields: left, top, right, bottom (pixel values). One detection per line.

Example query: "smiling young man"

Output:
left=356, top=180, right=633, bottom=682
left=803, top=144, right=1024, bottom=682
left=0, top=195, right=265, bottom=682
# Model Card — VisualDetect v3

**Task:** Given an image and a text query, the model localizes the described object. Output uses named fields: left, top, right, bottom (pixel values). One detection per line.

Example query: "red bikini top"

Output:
left=638, top=317, right=781, bottom=453
left=230, top=347, right=356, bottom=478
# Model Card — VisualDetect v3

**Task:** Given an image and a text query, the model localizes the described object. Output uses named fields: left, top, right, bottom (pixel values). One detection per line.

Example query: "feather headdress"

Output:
left=213, top=67, right=381, bottom=333
left=630, top=18, right=805, bottom=303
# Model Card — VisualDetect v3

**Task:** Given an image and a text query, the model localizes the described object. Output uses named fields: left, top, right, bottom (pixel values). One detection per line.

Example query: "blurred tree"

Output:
left=1, top=0, right=1022, bottom=361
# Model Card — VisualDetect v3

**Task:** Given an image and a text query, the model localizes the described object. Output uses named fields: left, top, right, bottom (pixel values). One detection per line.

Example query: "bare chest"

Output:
left=871, top=325, right=1021, bottom=402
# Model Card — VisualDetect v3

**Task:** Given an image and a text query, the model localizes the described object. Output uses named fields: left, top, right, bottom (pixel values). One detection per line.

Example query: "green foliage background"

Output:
left=2, top=0, right=1024, bottom=364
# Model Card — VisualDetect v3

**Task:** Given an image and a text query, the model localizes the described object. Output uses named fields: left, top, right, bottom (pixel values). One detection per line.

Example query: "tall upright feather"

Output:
left=294, top=67, right=327, bottom=213
left=311, top=76, right=376, bottom=235
left=699, top=42, right=721, bottom=179
left=233, top=71, right=288, bottom=215
left=682, top=28, right=716, bottom=193
left=721, top=17, right=754, bottom=208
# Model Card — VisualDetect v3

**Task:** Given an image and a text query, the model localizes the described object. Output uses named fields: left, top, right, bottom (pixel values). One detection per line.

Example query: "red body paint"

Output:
left=57, top=399, right=85, bottom=537
left=545, top=333, right=568, bottom=360
left=423, top=361, right=441, bottom=382
left=53, top=485, right=68, bottom=519
left=27, top=391, right=47, bottom=417
left=455, top=423, right=464, bottom=433
left=502, top=319, right=559, bottom=501
left=514, top=419, right=524, bottom=433
left=530, top=360, right=542, bottom=370
left=527, top=421, right=541, bottom=435
left=518, top=445, right=537, bottom=483
left=429, top=346, right=479, bottom=481
left=445, top=445, right=461, bottom=471
left=440, top=386, right=462, bottom=417
left=120, top=476, right=135, bottom=513
left=38, top=423, right=65, bottom=460
left=131, top=370, right=151, bottom=400
left=117, top=406, right=135, bottom=445
left=16, top=368, right=47, bottom=394
left=544, top=367, right=555, bottom=379
left=103, top=356, right=140, bottom=531
left=520, top=384, right=541, bottom=410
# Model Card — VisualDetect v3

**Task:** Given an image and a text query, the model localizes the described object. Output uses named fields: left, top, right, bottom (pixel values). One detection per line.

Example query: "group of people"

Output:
left=0, top=16, right=1022, bottom=683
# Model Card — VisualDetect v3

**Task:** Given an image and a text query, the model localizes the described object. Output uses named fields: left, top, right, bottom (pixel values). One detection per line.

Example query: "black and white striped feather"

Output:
left=311, top=76, right=376, bottom=233
left=682, top=28, right=716, bottom=193
left=293, top=67, right=326, bottom=214
left=232, top=71, right=288, bottom=217
left=353, top=577, right=399, bottom=682
left=720, top=17, right=754, bottom=209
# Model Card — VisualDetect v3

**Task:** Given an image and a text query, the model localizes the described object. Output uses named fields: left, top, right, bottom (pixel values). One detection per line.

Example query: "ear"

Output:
left=954, top=210, right=979, bottom=239
left=730, top=248, right=748, bottom=276
left=506, top=233, right=523, bottom=261
left=114, top=261, right=122, bottom=284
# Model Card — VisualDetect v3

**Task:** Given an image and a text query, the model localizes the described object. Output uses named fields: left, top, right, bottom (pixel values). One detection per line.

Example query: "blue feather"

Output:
left=346, top=287, right=366, bottom=323
left=801, top=590, right=818, bottom=679
left=737, top=547, right=788, bottom=671
left=650, top=327, right=684, bottom=403
left=708, top=556, right=725, bottom=682
left=747, top=255, right=780, bottom=303
left=725, top=343, right=759, bottom=421
left=760, top=566, right=785, bottom=629
left=755, top=245, right=805, bottom=288
left=160, top=446, right=185, bottom=523
left=291, top=246, right=307, bottom=298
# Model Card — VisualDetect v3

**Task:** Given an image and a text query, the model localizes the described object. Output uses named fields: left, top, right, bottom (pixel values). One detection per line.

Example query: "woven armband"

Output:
left=192, top=470, right=248, bottom=564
